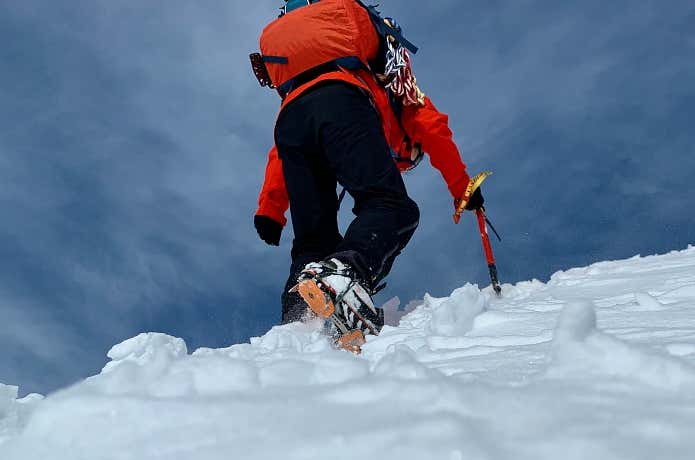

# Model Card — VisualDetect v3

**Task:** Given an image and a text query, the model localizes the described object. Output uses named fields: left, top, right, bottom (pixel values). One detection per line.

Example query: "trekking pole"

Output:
left=453, top=171, right=503, bottom=296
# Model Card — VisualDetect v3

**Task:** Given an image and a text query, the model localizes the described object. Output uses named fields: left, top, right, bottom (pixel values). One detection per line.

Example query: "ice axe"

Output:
left=453, top=171, right=503, bottom=296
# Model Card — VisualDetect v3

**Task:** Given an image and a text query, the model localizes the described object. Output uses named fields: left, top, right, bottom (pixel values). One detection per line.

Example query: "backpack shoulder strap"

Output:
left=356, top=1, right=419, bottom=54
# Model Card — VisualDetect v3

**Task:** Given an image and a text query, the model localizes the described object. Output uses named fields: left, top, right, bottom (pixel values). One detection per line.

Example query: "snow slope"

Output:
left=2, top=247, right=695, bottom=459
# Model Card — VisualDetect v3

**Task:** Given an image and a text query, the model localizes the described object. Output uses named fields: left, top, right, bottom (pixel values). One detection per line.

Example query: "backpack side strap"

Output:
left=357, top=1, right=419, bottom=54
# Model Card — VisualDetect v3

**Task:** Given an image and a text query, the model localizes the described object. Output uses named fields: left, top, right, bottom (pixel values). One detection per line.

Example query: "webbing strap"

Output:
left=358, top=2, right=419, bottom=54
left=262, top=55, right=289, bottom=64
left=277, top=57, right=367, bottom=97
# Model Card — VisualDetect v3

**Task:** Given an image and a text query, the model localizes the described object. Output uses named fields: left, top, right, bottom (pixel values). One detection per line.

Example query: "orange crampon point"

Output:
left=296, top=279, right=335, bottom=319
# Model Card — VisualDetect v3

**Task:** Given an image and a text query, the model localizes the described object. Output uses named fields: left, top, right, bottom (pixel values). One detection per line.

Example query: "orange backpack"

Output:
left=251, top=0, right=418, bottom=96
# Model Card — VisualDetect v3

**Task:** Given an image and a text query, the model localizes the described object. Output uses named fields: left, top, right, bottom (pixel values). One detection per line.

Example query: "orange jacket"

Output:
left=256, top=69, right=469, bottom=226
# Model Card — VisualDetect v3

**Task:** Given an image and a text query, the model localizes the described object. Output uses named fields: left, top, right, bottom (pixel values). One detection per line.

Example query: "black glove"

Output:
left=465, top=187, right=485, bottom=211
left=254, top=215, right=282, bottom=246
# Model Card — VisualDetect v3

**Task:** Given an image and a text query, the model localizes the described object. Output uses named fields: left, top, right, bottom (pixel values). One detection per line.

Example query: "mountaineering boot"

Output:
left=291, top=258, right=383, bottom=353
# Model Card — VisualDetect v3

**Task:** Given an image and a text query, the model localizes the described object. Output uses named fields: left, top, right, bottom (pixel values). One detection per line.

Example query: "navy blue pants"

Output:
left=275, top=82, right=420, bottom=323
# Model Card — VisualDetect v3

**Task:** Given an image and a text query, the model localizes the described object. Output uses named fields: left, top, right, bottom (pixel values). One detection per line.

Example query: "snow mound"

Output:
left=550, top=301, right=695, bottom=391
left=426, top=284, right=489, bottom=336
left=0, top=385, right=43, bottom=445
left=81, top=325, right=372, bottom=400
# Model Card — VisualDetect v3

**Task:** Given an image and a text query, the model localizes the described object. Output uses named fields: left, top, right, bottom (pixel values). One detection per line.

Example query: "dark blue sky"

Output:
left=2, top=0, right=694, bottom=395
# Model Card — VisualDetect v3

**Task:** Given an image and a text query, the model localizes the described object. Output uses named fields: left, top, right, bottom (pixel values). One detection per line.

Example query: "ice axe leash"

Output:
left=453, top=171, right=503, bottom=296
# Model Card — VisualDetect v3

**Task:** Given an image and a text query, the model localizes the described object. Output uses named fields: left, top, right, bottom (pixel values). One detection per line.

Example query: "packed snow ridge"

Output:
left=3, top=247, right=695, bottom=459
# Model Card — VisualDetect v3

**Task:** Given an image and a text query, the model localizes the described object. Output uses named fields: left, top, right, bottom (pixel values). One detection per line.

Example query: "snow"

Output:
left=2, top=248, right=695, bottom=459
left=0, top=385, right=43, bottom=445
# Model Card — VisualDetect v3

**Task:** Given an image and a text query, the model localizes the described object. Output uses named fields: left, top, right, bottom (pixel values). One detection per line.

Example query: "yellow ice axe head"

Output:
left=453, top=171, right=492, bottom=224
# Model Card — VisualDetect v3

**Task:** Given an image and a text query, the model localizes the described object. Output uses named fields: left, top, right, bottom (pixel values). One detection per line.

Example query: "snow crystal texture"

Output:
left=2, top=247, right=695, bottom=459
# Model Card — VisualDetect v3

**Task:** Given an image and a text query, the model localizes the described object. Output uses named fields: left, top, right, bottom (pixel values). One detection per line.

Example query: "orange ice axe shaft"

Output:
left=453, top=171, right=502, bottom=296
left=476, top=208, right=502, bottom=296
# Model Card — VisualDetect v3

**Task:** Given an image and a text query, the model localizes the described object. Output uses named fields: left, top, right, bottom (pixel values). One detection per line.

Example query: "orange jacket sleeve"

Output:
left=256, top=146, right=289, bottom=227
left=400, top=97, right=470, bottom=199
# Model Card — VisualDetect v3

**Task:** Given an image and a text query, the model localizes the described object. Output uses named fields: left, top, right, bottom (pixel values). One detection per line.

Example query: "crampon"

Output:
left=290, top=259, right=382, bottom=354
